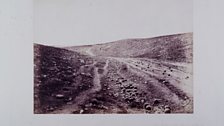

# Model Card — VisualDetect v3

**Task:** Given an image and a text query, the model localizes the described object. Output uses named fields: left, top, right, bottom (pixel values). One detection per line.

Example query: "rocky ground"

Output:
left=34, top=33, right=193, bottom=114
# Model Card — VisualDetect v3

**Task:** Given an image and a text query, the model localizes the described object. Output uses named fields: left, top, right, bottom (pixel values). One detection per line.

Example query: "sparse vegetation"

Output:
left=34, top=33, right=193, bottom=114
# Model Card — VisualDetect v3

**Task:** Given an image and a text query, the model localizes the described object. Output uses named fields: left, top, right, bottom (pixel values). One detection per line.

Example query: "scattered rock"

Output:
left=164, top=105, right=171, bottom=109
left=145, top=104, right=152, bottom=111
left=79, top=109, right=84, bottom=114
left=36, top=83, right=41, bottom=87
left=159, top=79, right=169, bottom=84
left=64, top=97, right=73, bottom=102
left=55, top=94, right=64, bottom=99
left=47, top=106, right=55, bottom=111
left=153, top=99, right=161, bottom=105
left=140, top=99, right=145, bottom=103
left=113, top=93, right=119, bottom=97
left=79, top=59, right=85, bottom=63
left=119, top=79, right=123, bottom=83
left=101, top=105, right=108, bottom=110
left=66, top=102, right=73, bottom=105
left=164, top=108, right=171, bottom=113
left=122, top=79, right=127, bottom=82
left=116, top=81, right=121, bottom=85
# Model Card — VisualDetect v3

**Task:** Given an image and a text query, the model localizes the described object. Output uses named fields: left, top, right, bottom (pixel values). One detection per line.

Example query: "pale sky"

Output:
left=34, top=0, right=193, bottom=46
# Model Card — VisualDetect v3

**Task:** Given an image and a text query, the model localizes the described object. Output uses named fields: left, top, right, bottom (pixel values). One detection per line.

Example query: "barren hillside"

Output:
left=34, top=33, right=193, bottom=114
left=67, top=33, right=192, bottom=63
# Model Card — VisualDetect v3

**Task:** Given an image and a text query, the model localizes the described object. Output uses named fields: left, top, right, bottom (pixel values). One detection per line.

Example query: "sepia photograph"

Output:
left=34, top=0, right=193, bottom=114
left=3, top=0, right=224, bottom=125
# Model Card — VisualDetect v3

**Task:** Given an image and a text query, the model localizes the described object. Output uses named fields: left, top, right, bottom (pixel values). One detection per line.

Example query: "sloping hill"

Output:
left=34, top=44, right=95, bottom=113
left=68, top=33, right=192, bottom=63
